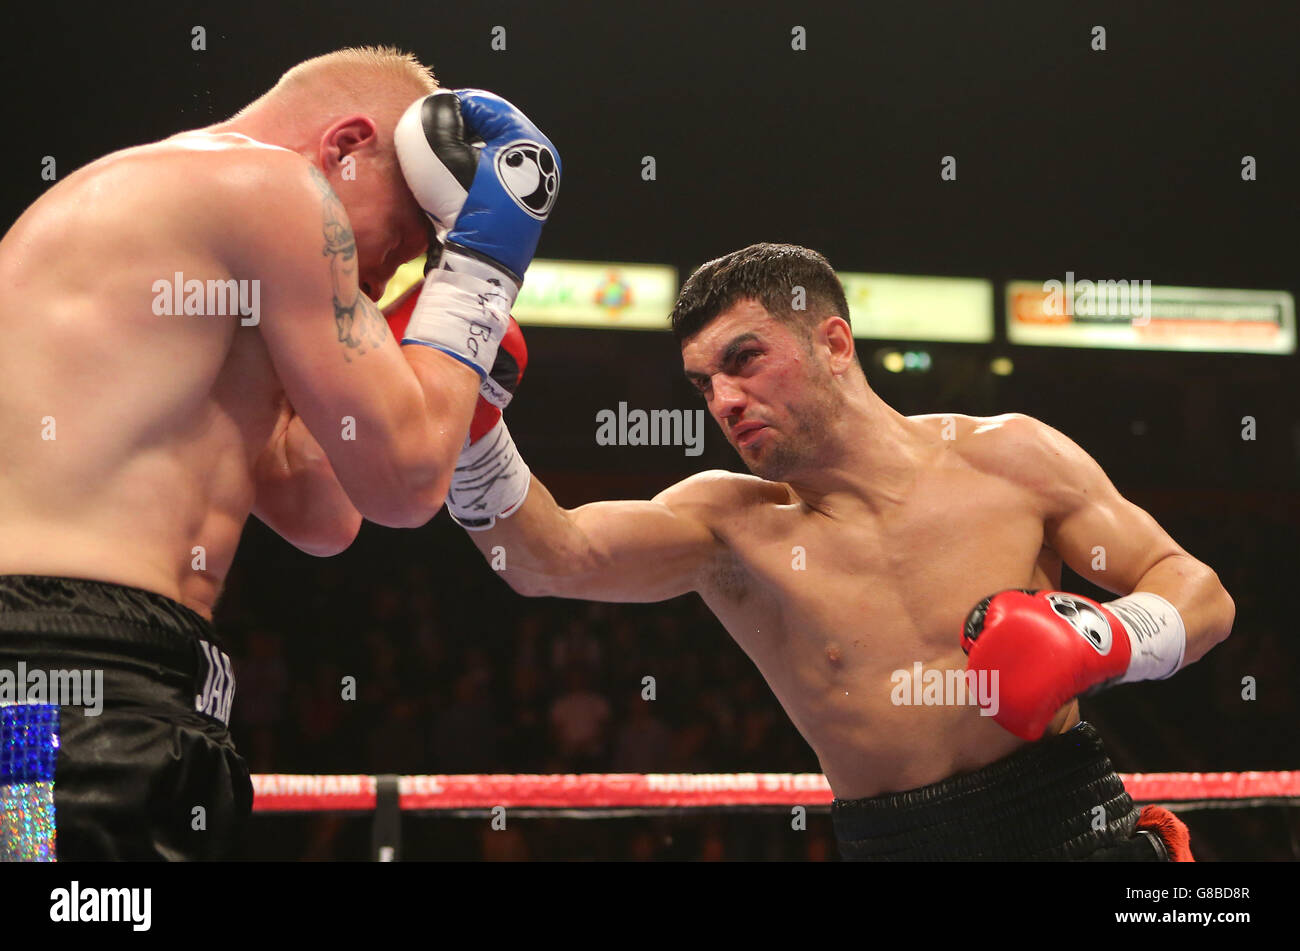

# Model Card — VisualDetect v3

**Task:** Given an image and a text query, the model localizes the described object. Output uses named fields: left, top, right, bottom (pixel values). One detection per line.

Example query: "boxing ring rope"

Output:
left=251, top=770, right=1300, bottom=812
left=249, top=770, right=1300, bottom=857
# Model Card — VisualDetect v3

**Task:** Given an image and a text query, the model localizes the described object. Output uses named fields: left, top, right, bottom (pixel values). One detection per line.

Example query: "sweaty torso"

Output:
left=0, top=133, right=291, bottom=617
left=696, top=414, right=1077, bottom=799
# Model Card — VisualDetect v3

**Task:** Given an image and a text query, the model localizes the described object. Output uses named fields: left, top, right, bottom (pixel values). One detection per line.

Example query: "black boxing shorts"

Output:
left=0, top=575, right=252, bottom=861
left=831, top=721, right=1188, bottom=860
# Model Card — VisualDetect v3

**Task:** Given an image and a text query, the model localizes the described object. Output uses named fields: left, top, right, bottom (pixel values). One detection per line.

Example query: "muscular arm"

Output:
left=252, top=398, right=361, bottom=556
left=229, top=155, right=478, bottom=528
left=466, top=471, right=730, bottom=602
left=1011, top=415, right=1235, bottom=667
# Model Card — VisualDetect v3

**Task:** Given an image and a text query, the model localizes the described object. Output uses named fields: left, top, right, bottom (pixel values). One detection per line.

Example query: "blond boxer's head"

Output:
left=674, top=243, right=862, bottom=482
left=232, top=46, right=437, bottom=298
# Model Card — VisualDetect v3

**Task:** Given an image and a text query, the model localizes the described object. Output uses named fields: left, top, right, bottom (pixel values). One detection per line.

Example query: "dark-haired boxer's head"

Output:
left=670, top=243, right=852, bottom=348
left=676, top=244, right=861, bottom=482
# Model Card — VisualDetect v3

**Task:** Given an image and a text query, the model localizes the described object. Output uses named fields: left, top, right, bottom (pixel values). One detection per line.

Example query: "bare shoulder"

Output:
left=169, top=135, right=323, bottom=227
left=71, top=135, right=324, bottom=261
left=87, top=133, right=313, bottom=204
left=162, top=132, right=310, bottom=184
left=654, top=470, right=789, bottom=601
left=919, top=411, right=1105, bottom=513
left=159, top=136, right=339, bottom=275
left=652, top=469, right=791, bottom=526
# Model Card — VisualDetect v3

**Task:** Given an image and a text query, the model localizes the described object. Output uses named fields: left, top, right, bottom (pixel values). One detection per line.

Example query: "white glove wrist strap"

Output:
left=403, top=249, right=520, bottom=379
left=447, top=420, right=531, bottom=530
left=1106, top=592, right=1187, bottom=683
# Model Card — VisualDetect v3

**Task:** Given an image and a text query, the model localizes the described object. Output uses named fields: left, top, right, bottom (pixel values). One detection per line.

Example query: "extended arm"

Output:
left=466, top=471, right=730, bottom=603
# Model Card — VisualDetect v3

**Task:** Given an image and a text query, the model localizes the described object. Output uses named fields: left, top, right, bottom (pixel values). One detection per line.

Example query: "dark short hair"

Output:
left=669, top=243, right=851, bottom=344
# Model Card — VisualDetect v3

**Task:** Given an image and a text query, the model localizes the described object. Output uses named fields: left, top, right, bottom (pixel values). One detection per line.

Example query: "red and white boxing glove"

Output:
left=962, top=589, right=1187, bottom=741
left=387, top=288, right=530, bottom=530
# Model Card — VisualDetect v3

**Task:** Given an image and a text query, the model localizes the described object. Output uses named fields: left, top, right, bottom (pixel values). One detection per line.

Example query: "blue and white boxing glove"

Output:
left=394, top=89, right=560, bottom=380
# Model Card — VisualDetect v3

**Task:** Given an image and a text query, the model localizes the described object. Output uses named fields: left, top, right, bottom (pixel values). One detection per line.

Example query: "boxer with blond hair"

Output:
left=0, top=46, right=558, bottom=859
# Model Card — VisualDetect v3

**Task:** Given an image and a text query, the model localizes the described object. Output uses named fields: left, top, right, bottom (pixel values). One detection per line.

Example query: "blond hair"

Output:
left=236, top=45, right=437, bottom=135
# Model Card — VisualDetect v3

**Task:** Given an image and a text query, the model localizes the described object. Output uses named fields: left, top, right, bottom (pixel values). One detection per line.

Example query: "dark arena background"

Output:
left=4, top=0, right=1296, bottom=874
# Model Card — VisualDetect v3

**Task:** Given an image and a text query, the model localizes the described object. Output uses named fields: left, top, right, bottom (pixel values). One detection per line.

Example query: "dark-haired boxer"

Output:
left=0, top=47, right=557, bottom=859
left=398, top=242, right=1231, bottom=860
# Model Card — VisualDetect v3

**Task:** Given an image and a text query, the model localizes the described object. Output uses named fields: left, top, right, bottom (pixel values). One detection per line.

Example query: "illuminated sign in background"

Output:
left=513, top=261, right=678, bottom=330
left=839, top=273, right=994, bottom=343
left=378, top=257, right=678, bottom=330
left=380, top=256, right=1293, bottom=354
left=1007, top=281, right=1296, bottom=354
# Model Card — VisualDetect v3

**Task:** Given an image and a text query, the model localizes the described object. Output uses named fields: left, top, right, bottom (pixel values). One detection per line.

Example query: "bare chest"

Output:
left=701, top=470, right=1051, bottom=674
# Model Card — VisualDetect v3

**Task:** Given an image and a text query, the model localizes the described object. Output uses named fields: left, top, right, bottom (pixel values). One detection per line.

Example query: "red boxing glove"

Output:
left=386, top=283, right=528, bottom=446
left=469, top=317, right=526, bottom=444
left=962, top=589, right=1131, bottom=741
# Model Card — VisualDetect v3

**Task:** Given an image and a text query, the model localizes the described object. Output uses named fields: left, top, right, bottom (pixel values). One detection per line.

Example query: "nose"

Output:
left=709, top=375, right=747, bottom=424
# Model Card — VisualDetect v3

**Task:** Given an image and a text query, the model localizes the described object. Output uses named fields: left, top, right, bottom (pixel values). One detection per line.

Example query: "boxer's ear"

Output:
left=819, top=316, right=856, bottom=369
left=319, top=114, right=380, bottom=171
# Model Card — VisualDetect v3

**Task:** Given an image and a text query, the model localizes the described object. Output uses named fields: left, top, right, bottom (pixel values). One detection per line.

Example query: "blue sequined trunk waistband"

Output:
left=1, top=704, right=59, bottom=861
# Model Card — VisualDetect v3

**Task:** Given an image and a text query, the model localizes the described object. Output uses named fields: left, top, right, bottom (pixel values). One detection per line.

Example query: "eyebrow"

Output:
left=683, top=332, right=763, bottom=385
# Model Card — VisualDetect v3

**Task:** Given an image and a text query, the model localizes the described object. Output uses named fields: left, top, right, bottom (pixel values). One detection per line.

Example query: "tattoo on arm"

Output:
left=308, top=167, right=388, bottom=361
